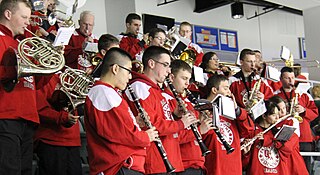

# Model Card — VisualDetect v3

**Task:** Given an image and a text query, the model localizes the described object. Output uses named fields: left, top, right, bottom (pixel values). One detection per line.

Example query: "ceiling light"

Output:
left=231, top=2, right=244, bottom=19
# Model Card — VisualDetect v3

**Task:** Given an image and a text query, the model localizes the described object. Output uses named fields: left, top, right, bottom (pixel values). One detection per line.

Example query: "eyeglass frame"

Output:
left=110, top=64, right=132, bottom=74
left=151, top=59, right=170, bottom=68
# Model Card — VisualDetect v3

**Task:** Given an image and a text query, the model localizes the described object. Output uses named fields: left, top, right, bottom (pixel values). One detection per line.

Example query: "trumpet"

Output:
left=186, top=89, right=235, bottom=154
left=166, top=78, right=211, bottom=156
left=240, top=114, right=291, bottom=150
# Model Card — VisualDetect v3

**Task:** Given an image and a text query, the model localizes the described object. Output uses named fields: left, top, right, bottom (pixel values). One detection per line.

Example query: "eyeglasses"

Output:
left=154, top=36, right=165, bottom=42
left=210, top=57, right=220, bottom=61
left=152, top=59, right=170, bottom=68
left=110, top=64, right=132, bottom=74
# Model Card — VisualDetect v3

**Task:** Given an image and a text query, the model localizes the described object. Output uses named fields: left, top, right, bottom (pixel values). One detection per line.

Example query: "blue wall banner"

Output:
left=219, top=29, right=238, bottom=52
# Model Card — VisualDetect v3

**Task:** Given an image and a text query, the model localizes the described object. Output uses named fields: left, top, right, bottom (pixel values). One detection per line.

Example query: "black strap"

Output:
left=240, top=71, right=252, bottom=96
left=281, top=87, right=293, bottom=109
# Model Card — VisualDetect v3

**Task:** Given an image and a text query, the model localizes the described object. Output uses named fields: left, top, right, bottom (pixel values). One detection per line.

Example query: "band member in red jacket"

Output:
left=164, top=60, right=214, bottom=175
left=274, top=66, right=318, bottom=173
left=203, top=75, right=254, bottom=175
left=269, top=95, right=309, bottom=175
left=85, top=48, right=159, bottom=175
left=0, top=1, right=37, bottom=174
left=242, top=100, right=299, bottom=175
left=64, top=11, right=98, bottom=69
left=34, top=73, right=82, bottom=175
left=179, top=21, right=204, bottom=67
left=124, top=46, right=197, bottom=174
left=229, top=48, right=273, bottom=109
left=118, top=13, right=148, bottom=62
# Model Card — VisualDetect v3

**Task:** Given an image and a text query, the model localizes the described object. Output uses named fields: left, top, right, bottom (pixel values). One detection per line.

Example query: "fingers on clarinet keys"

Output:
left=200, top=118, right=215, bottom=134
left=181, top=113, right=199, bottom=129
left=146, top=127, right=159, bottom=142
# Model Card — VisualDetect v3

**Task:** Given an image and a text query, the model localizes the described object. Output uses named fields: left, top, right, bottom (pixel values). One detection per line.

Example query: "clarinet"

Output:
left=127, top=85, right=176, bottom=173
left=165, top=78, right=211, bottom=157
left=186, top=89, right=235, bottom=154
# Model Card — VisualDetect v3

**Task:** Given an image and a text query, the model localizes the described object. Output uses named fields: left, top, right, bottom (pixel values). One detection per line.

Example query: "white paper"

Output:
left=250, top=100, right=267, bottom=121
left=84, top=42, right=98, bottom=53
left=212, top=105, right=221, bottom=129
left=295, top=83, right=311, bottom=95
left=53, top=27, right=75, bottom=46
left=266, top=66, right=281, bottom=82
left=220, top=96, right=236, bottom=120
left=280, top=46, right=291, bottom=61
left=193, top=66, right=205, bottom=85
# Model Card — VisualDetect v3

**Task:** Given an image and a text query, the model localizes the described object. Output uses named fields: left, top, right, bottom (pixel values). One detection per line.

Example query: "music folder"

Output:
left=53, top=27, right=75, bottom=46
left=275, top=125, right=296, bottom=141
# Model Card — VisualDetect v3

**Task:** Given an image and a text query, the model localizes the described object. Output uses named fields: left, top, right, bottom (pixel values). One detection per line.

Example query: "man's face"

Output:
left=126, top=19, right=141, bottom=35
left=116, top=59, right=132, bottom=90
left=179, top=25, right=192, bottom=39
left=8, top=2, right=31, bottom=36
left=47, top=0, right=56, bottom=12
left=149, top=32, right=166, bottom=47
left=79, top=14, right=94, bottom=36
left=171, top=69, right=191, bottom=94
left=152, top=54, right=171, bottom=83
left=216, top=80, right=231, bottom=97
left=280, top=72, right=295, bottom=88
left=241, top=54, right=256, bottom=73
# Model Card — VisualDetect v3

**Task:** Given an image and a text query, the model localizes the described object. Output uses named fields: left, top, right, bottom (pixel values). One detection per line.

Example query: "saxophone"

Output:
left=245, top=78, right=262, bottom=112
left=290, top=93, right=303, bottom=123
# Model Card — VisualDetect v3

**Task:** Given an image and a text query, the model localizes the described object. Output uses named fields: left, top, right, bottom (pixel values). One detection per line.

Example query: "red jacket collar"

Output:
left=0, top=24, right=14, bottom=37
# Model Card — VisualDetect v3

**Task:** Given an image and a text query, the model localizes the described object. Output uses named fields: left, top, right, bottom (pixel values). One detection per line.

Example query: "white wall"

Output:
left=303, top=6, right=320, bottom=81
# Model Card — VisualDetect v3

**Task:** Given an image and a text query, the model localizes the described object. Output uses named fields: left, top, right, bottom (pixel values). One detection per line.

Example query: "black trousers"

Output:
left=176, top=168, right=205, bottom=175
left=300, top=142, right=314, bottom=175
left=36, top=141, right=82, bottom=175
left=0, top=119, right=35, bottom=175
left=116, top=167, right=144, bottom=175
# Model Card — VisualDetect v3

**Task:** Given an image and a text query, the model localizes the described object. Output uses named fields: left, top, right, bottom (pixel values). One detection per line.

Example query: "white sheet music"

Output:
left=250, top=100, right=267, bottom=121
left=193, top=66, right=205, bottom=85
left=53, top=27, right=75, bottom=46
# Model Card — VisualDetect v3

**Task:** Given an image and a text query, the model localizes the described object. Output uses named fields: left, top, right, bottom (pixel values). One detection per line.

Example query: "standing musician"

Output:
left=242, top=100, right=299, bottom=175
left=124, top=46, right=198, bottom=174
left=274, top=66, right=318, bottom=173
left=0, top=0, right=38, bottom=174
left=118, top=13, right=148, bottom=62
left=148, top=28, right=166, bottom=47
left=203, top=75, right=254, bottom=175
left=164, top=60, right=213, bottom=175
left=229, top=48, right=273, bottom=109
left=268, top=95, right=308, bottom=175
left=34, top=73, right=82, bottom=175
left=178, top=21, right=203, bottom=67
left=64, top=10, right=98, bottom=69
left=84, top=48, right=159, bottom=175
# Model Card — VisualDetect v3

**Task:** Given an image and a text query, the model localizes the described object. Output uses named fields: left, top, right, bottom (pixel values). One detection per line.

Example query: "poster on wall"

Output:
left=219, top=29, right=238, bottom=52
left=298, top=37, right=307, bottom=59
left=193, top=25, right=219, bottom=50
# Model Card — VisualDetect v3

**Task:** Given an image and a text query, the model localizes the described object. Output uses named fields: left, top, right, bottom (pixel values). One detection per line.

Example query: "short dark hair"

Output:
left=98, top=34, right=119, bottom=53
left=200, top=51, right=217, bottom=70
left=142, top=46, right=171, bottom=70
left=0, top=0, right=31, bottom=20
left=268, top=95, right=285, bottom=105
left=100, top=48, right=131, bottom=76
left=179, top=21, right=192, bottom=29
left=170, top=59, right=192, bottom=76
left=280, top=66, right=294, bottom=78
left=206, top=74, right=228, bottom=91
left=125, top=13, right=141, bottom=24
left=149, top=28, right=166, bottom=38
left=239, top=48, right=255, bottom=61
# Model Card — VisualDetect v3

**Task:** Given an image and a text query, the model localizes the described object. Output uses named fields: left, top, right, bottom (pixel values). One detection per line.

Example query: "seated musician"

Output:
left=148, top=28, right=166, bottom=47
left=242, top=100, right=299, bottom=175
left=203, top=74, right=254, bottom=175
left=84, top=48, right=159, bottom=175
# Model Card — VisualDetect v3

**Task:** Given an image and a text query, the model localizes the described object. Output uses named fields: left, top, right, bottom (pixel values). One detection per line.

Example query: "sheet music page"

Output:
left=266, top=66, right=280, bottom=82
left=220, top=96, right=236, bottom=120
left=295, top=83, right=311, bottom=95
left=53, top=27, right=75, bottom=46
left=212, top=105, right=221, bottom=129
left=193, top=66, right=205, bottom=85
left=84, top=42, right=98, bottom=53
left=275, top=125, right=296, bottom=141
left=250, top=100, right=267, bottom=121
